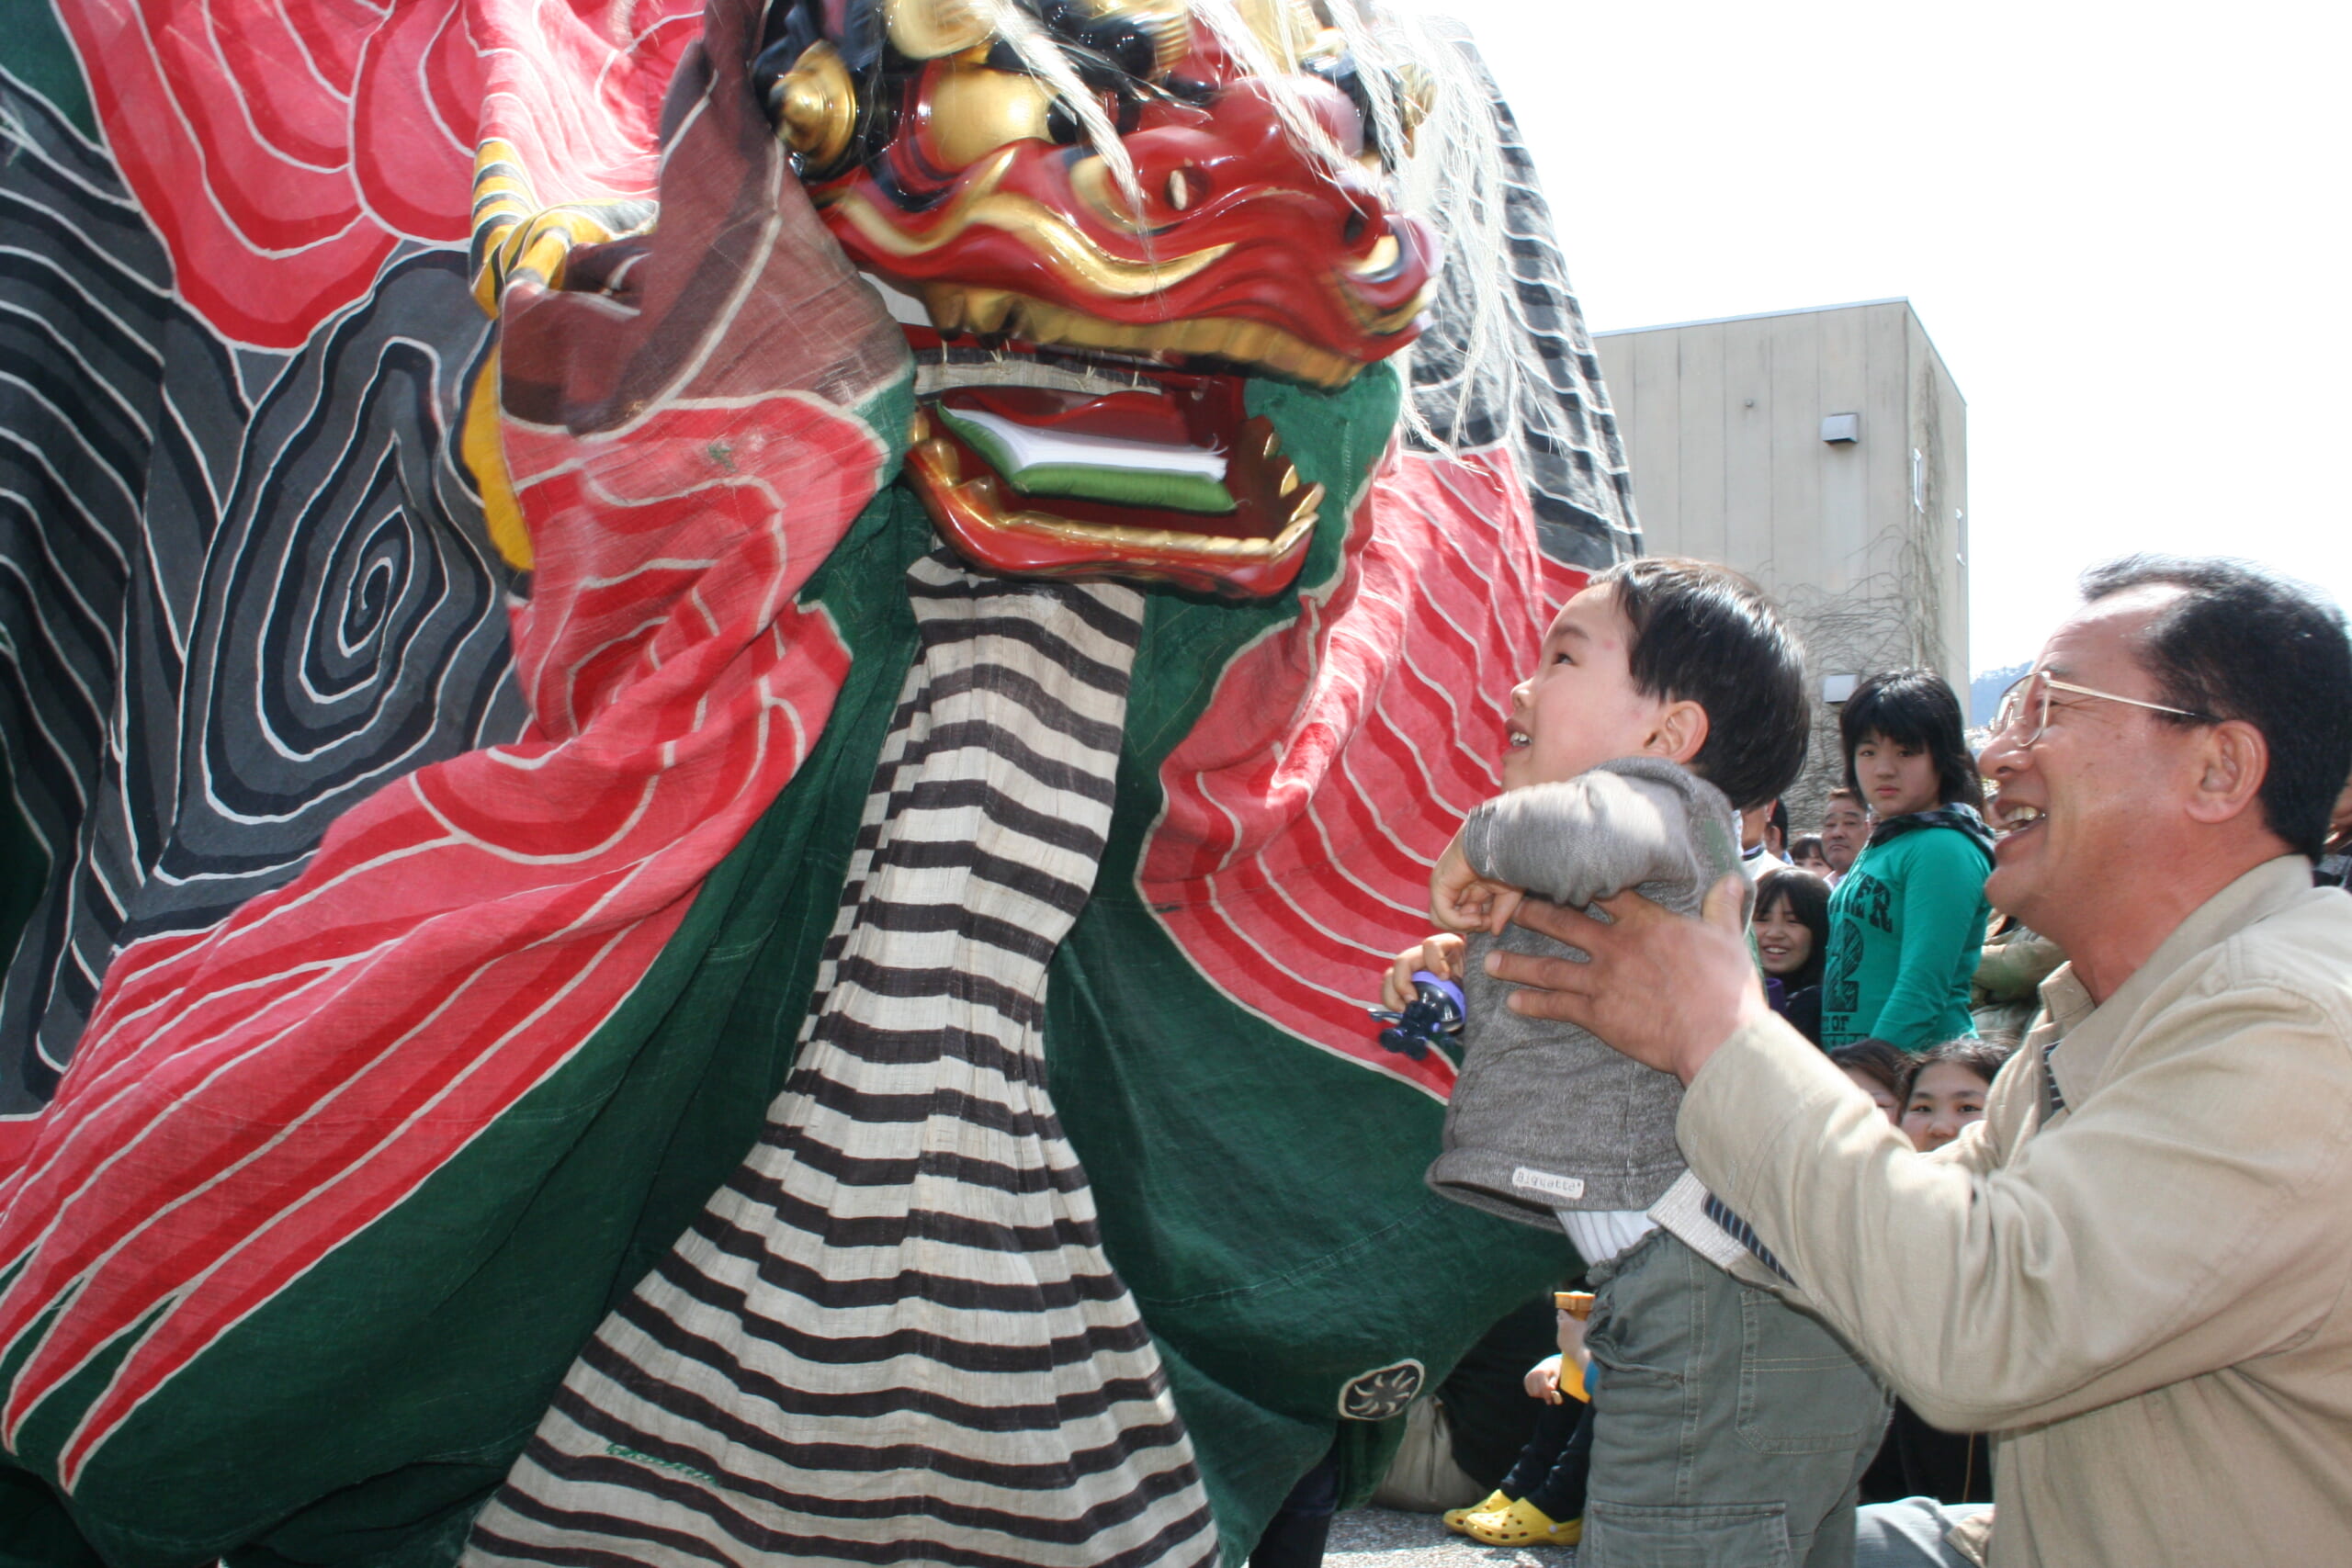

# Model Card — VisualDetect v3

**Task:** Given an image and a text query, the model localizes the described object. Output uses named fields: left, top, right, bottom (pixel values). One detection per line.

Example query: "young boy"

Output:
left=1387, top=558, right=1888, bottom=1567
left=1446, top=1292, right=1597, bottom=1548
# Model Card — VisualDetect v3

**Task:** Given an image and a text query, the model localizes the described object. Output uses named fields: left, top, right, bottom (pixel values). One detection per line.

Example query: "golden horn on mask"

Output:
left=770, top=41, right=858, bottom=169
left=1395, top=60, right=1431, bottom=148
left=1069, top=0, right=1193, bottom=78
left=1234, top=0, right=1324, bottom=65
left=886, top=0, right=996, bottom=59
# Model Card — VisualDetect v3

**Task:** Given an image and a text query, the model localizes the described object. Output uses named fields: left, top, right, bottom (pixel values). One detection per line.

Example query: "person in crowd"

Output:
left=1382, top=558, right=1883, bottom=1566
left=1376, top=1296, right=1563, bottom=1516
left=1789, top=834, right=1831, bottom=876
left=1818, top=786, right=1870, bottom=882
left=1827, top=1042, right=1911, bottom=1123
left=2317, top=762, right=2352, bottom=888
left=1970, top=915, right=2063, bottom=1038
left=1817, top=671, right=1994, bottom=1050
left=1754, top=867, right=1830, bottom=1044
left=1859, top=1039, right=2014, bottom=1509
left=1443, top=1295, right=1595, bottom=1547
left=1250, top=1450, right=1340, bottom=1568
left=1768, top=798, right=1791, bottom=857
left=1740, top=798, right=1792, bottom=880
left=1897, top=1038, right=2012, bottom=1154
left=1487, top=554, right=2352, bottom=1566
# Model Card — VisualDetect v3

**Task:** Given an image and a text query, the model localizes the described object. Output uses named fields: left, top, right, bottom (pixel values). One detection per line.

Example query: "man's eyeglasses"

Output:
left=1990, top=670, right=2218, bottom=747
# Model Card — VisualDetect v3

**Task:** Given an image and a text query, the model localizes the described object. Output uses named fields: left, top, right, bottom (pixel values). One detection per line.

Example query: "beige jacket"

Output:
left=1679, top=857, right=2352, bottom=1567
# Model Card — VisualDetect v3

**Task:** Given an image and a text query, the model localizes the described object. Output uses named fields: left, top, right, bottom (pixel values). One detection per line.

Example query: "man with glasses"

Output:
left=1481, top=556, right=2352, bottom=1567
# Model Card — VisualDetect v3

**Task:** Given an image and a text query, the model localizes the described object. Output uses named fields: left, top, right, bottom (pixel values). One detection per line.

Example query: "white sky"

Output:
left=1441, top=1, right=2351, bottom=674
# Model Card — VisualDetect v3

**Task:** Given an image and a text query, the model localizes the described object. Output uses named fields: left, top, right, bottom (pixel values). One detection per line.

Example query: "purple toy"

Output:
left=1368, top=970, right=1467, bottom=1063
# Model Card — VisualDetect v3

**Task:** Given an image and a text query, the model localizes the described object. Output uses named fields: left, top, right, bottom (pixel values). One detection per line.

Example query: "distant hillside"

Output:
left=1972, top=662, right=2030, bottom=727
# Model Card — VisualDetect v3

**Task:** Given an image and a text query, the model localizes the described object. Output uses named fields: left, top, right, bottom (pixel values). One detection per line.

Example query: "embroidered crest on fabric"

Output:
left=1338, top=1359, right=1426, bottom=1420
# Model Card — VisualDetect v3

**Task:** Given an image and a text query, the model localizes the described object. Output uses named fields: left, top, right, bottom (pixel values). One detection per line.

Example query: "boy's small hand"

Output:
left=1555, top=1305, right=1589, bottom=1371
left=1382, top=935, right=1465, bottom=1011
left=1523, top=1353, right=1564, bottom=1404
left=1430, top=833, right=1524, bottom=935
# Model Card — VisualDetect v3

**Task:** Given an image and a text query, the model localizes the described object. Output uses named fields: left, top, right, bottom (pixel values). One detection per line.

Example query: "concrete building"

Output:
left=1595, top=299, right=1968, bottom=825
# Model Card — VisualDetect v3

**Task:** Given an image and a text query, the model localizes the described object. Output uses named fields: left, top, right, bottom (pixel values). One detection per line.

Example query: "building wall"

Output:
left=1594, top=299, right=1968, bottom=825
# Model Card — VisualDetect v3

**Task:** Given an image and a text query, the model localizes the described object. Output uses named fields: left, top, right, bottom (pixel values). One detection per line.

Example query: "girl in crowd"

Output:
left=1787, top=834, right=1831, bottom=876
left=1818, top=670, right=1995, bottom=1050
left=1753, top=868, right=1830, bottom=1045
left=1901, top=1039, right=2013, bottom=1153
left=1828, top=1042, right=1911, bottom=1122
left=1860, top=1039, right=2013, bottom=1509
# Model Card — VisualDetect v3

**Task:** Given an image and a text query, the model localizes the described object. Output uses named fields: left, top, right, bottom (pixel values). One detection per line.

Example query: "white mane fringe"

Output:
left=980, top=0, right=1545, bottom=474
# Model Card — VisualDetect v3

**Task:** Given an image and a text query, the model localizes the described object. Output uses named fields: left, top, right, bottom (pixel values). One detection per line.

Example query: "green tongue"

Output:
left=934, top=404, right=1237, bottom=515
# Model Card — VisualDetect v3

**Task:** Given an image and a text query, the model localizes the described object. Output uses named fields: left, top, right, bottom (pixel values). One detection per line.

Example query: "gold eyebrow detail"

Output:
left=824, top=150, right=1233, bottom=299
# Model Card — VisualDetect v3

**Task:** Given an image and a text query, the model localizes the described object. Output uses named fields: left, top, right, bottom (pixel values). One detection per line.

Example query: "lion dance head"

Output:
left=756, top=0, right=1448, bottom=595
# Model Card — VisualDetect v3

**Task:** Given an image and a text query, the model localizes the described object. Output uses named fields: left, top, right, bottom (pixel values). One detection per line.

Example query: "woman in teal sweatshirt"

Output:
left=1820, top=670, right=1995, bottom=1049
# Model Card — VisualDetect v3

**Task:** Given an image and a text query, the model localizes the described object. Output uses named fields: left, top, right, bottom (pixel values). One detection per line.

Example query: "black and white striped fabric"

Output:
left=466, top=552, right=1218, bottom=1568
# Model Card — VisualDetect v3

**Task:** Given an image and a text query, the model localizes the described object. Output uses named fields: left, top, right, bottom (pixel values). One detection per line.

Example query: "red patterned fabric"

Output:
left=1143, top=448, right=1585, bottom=1097
left=0, top=0, right=915, bottom=1485
left=53, top=0, right=697, bottom=348
left=0, top=391, right=886, bottom=1482
left=3, top=1, right=1609, bottom=1529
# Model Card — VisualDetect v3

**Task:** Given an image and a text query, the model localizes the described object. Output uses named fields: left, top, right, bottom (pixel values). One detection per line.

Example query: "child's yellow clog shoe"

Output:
left=1441, top=1490, right=1512, bottom=1533
left=1459, top=1496, right=1584, bottom=1548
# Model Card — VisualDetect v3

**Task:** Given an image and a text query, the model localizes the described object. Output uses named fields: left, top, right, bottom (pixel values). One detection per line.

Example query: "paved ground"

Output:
left=1325, top=1507, right=1577, bottom=1567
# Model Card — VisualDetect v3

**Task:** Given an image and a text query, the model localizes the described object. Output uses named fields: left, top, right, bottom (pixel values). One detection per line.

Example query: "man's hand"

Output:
left=1430, top=832, right=1524, bottom=935
left=1486, top=874, right=1764, bottom=1085
left=1381, top=934, right=1466, bottom=1012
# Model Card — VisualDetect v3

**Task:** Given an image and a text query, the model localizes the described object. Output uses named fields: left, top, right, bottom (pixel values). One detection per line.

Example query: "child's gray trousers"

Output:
left=1579, top=1229, right=1891, bottom=1568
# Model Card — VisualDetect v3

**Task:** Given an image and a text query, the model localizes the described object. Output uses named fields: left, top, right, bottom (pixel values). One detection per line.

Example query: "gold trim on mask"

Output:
left=1070, top=156, right=1427, bottom=343
left=1345, top=234, right=1400, bottom=277
left=772, top=43, right=858, bottom=168
left=1069, top=0, right=1193, bottom=79
left=915, top=282, right=1365, bottom=388
left=885, top=0, right=995, bottom=60
left=932, top=482, right=1322, bottom=561
left=922, top=63, right=1059, bottom=170
left=1069, top=154, right=1157, bottom=235
left=1338, top=278, right=1431, bottom=336
left=904, top=410, right=1326, bottom=567
left=1236, top=0, right=1327, bottom=65
left=826, top=150, right=1235, bottom=299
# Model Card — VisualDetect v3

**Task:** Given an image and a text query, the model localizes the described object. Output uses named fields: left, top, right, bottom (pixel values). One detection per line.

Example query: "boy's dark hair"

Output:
left=1788, top=833, right=1824, bottom=861
left=1827, top=1042, right=1912, bottom=1102
left=1768, top=798, right=1789, bottom=842
left=1911, top=1037, right=2018, bottom=1092
left=2079, top=555, right=2352, bottom=859
left=1594, top=557, right=1810, bottom=810
left=1840, top=668, right=1984, bottom=812
left=1753, top=867, right=1830, bottom=988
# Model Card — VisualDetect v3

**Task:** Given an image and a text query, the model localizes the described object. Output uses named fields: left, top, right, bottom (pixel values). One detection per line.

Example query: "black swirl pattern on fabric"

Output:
left=175, top=258, right=521, bottom=861
left=0, top=73, right=181, bottom=1111
left=0, top=73, right=524, bottom=1111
